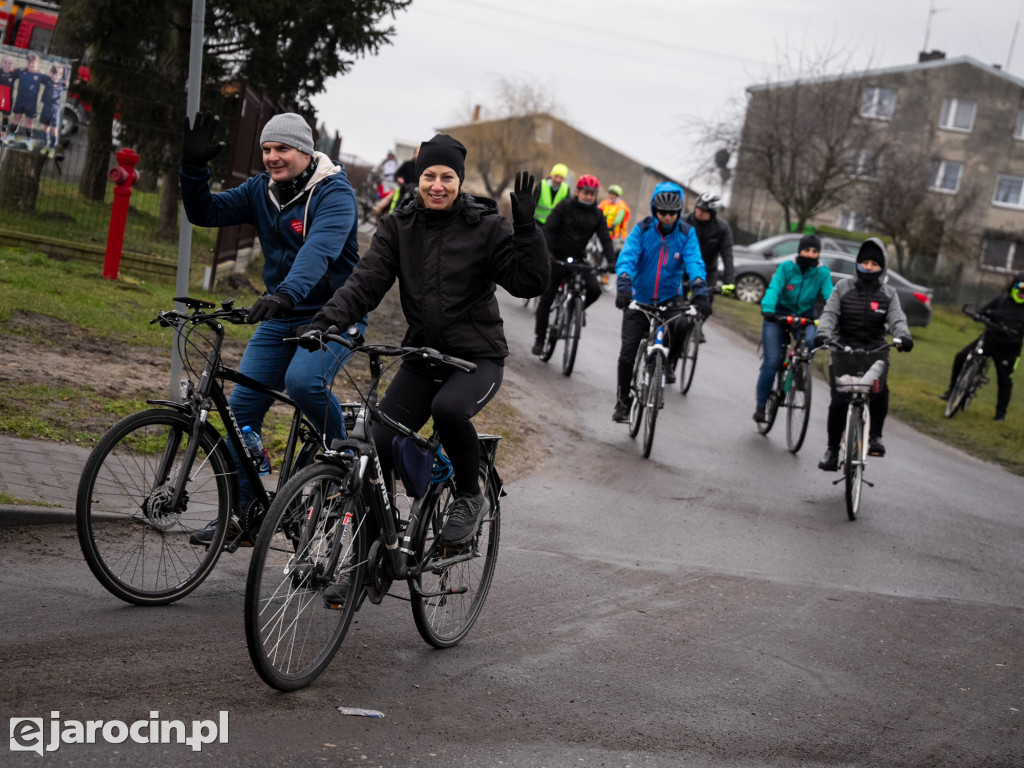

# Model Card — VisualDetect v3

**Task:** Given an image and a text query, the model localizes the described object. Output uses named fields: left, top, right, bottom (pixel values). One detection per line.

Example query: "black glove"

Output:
left=896, top=336, right=914, bottom=352
left=812, top=334, right=827, bottom=349
left=181, top=111, right=225, bottom=169
left=247, top=293, right=294, bottom=324
left=509, top=171, right=537, bottom=228
left=762, top=311, right=778, bottom=323
left=693, top=293, right=711, bottom=320
left=615, top=273, right=633, bottom=309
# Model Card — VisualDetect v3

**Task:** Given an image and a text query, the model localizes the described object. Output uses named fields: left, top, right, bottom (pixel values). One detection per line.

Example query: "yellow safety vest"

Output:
left=600, top=198, right=630, bottom=240
left=535, top=180, right=569, bottom=224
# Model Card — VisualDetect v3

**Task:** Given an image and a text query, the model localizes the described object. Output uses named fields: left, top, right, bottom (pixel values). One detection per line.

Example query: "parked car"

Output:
left=732, top=250, right=934, bottom=326
left=733, top=233, right=862, bottom=260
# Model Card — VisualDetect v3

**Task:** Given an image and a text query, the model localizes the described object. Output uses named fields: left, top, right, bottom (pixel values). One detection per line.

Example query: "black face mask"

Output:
left=856, top=264, right=882, bottom=284
left=795, top=256, right=817, bottom=271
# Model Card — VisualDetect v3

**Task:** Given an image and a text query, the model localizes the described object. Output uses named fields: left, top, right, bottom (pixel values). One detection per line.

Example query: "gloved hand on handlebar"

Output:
left=509, top=171, right=537, bottom=228
left=762, top=311, right=778, bottom=323
left=615, top=273, right=633, bottom=309
left=247, top=293, right=294, bottom=323
left=812, top=334, right=828, bottom=349
left=181, top=111, right=225, bottom=169
left=895, top=336, right=914, bottom=352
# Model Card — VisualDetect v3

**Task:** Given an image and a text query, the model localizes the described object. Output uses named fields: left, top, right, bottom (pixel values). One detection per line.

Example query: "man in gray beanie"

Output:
left=179, top=109, right=365, bottom=545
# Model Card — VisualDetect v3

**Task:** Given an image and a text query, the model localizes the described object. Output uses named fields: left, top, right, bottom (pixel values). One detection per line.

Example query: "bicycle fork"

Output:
left=834, top=400, right=875, bottom=488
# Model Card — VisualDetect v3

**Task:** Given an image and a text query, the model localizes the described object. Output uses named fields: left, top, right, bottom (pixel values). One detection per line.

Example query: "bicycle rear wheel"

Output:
left=757, top=370, right=784, bottom=436
left=844, top=406, right=865, bottom=521
left=628, top=345, right=645, bottom=439
left=76, top=409, right=232, bottom=605
left=642, top=355, right=663, bottom=459
left=245, top=461, right=366, bottom=691
left=411, top=459, right=501, bottom=648
left=785, top=360, right=812, bottom=453
left=561, top=299, right=583, bottom=376
left=678, top=319, right=700, bottom=395
left=944, top=357, right=975, bottom=418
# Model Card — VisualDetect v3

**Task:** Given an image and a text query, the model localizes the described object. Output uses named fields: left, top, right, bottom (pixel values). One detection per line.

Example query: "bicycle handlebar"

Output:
left=294, top=326, right=477, bottom=374
left=153, top=297, right=249, bottom=328
left=628, top=300, right=698, bottom=317
left=962, top=304, right=1020, bottom=335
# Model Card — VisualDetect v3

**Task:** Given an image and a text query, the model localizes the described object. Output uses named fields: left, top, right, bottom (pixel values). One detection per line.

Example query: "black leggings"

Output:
left=534, top=261, right=602, bottom=341
left=370, top=359, right=503, bottom=496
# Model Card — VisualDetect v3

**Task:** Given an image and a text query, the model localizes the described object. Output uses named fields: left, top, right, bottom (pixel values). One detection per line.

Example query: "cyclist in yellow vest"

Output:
left=598, top=184, right=630, bottom=281
left=533, top=162, right=570, bottom=224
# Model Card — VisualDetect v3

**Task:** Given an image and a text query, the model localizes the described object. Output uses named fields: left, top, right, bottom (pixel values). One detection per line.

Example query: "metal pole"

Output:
left=170, top=0, right=205, bottom=399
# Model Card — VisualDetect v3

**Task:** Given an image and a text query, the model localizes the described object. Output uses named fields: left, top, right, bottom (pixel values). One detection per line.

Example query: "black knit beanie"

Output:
left=798, top=234, right=821, bottom=252
left=856, top=238, right=887, bottom=270
left=415, top=134, right=467, bottom=182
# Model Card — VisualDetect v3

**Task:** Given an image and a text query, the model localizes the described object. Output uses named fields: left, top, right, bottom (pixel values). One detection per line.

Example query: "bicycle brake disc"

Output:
left=364, top=537, right=391, bottom=605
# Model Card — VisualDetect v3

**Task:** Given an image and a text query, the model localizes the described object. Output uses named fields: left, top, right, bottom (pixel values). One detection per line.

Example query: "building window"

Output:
left=939, top=97, right=976, bottom=132
left=1015, top=109, right=1024, bottom=140
left=979, top=235, right=1024, bottom=273
left=837, top=209, right=870, bottom=232
left=993, top=174, right=1024, bottom=208
left=930, top=160, right=963, bottom=193
left=849, top=149, right=881, bottom=179
left=861, top=87, right=896, bottom=120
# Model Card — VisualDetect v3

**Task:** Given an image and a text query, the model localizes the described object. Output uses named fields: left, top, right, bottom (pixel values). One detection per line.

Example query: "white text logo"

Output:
left=10, top=711, right=228, bottom=755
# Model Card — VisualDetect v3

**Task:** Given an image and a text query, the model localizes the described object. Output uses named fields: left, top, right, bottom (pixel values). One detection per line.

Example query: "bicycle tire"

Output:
left=678, top=319, right=701, bottom=395
left=628, top=345, right=645, bottom=439
left=844, top=406, right=865, bottom=521
left=785, top=360, right=812, bottom=453
left=540, top=298, right=561, bottom=362
left=245, top=461, right=366, bottom=691
left=76, top=409, right=232, bottom=605
left=411, top=459, right=501, bottom=648
left=758, top=370, right=784, bottom=435
left=561, top=299, right=583, bottom=376
left=642, top=355, right=663, bottom=459
left=944, top=356, right=976, bottom=418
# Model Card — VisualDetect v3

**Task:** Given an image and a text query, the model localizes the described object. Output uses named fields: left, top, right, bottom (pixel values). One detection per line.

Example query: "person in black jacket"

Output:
left=941, top=273, right=1024, bottom=421
left=683, top=192, right=735, bottom=296
left=307, top=134, right=550, bottom=545
left=531, top=174, right=615, bottom=355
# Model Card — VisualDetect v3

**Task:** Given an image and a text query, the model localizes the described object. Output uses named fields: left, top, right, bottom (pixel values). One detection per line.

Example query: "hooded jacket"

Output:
left=313, top=194, right=550, bottom=361
left=615, top=182, right=707, bottom=304
left=817, top=238, right=911, bottom=348
left=180, top=151, right=360, bottom=315
left=977, top=273, right=1024, bottom=350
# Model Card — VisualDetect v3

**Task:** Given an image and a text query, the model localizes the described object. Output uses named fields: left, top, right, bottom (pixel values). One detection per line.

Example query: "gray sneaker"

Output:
left=441, top=490, right=489, bottom=545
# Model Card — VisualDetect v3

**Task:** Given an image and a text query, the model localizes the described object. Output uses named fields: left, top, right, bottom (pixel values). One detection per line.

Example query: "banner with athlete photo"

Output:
left=0, top=43, right=72, bottom=156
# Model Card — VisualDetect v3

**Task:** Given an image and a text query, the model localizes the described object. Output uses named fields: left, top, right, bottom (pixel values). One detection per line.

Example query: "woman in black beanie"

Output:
left=307, top=134, right=550, bottom=545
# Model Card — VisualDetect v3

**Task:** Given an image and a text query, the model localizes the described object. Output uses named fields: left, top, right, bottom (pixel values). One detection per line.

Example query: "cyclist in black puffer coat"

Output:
left=941, top=273, right=1024, bottom=421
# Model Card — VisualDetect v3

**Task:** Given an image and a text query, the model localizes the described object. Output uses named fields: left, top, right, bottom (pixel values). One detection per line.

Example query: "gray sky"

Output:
left=313, top=0, right=1024, bottom=193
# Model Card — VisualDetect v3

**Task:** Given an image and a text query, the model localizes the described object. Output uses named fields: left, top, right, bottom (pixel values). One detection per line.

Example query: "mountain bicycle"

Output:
left=756, top=315, right=817, bottom=453
left=826, top=341, right=894, bottom=521
left=76, top=298, right=352, bottom=606
left=944, top=305, right=1015, bottom=418
left=539, top=258, right=609, bottom=376
left=626, top=300, right=697, bottom=459
left=245, top=328, right=503, bottom=691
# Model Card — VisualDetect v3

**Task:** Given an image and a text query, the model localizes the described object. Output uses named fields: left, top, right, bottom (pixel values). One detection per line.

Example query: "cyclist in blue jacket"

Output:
left=612, top=182, right=710, bottom=421
left=753, top=234, right=832, bottom=423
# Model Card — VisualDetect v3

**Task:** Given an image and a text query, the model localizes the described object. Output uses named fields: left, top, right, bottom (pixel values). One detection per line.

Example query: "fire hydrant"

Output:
left=103, top=147, right=140, bottom=280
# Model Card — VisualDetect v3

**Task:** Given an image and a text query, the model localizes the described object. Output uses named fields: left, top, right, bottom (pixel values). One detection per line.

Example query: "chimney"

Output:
left=918, top=50, right=946, bottom=63
left=472, top=104, right=481, bottom=122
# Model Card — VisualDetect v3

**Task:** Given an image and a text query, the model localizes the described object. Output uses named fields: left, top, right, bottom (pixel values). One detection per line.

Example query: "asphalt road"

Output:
left=2, top=289, right=1022, bottom=767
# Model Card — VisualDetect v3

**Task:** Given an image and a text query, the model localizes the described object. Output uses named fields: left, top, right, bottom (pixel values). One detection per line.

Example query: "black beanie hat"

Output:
left=415, top=133, right=467, bottom=182
left=856, top=237, right=887, bottom=270
left=798, top=234, right=821, bottom=252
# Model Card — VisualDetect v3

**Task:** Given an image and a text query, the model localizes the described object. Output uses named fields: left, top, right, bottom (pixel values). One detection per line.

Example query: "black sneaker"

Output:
left=441, top=491, right=489, bottom=545
left=868, top=437, right=885, bottom=457
left=612, top=400, right=630, bottom=422
left=818, top=448, right=839, bottom=471
left=188, top=518, right=251, bottom=547
left=531, top=340, right=544, bottom=356
left=939, top=390, right=951, bottom=401
left=994, top=413, right=1006, bottom=422
left=323, top=575, right=351, bottom=610
left=753, top=406, right=766, bottom=422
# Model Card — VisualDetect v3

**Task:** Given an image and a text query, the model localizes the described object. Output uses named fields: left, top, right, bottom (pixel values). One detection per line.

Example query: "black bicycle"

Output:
left=244, top=328, right=503, bottom=691
left=944, top=305, right=1014, bottom=418
left=540, top=258, right=608, bottom=376
left=76, top=298, right=345, bottom=605
left=756, top=315, right=816, bottom=453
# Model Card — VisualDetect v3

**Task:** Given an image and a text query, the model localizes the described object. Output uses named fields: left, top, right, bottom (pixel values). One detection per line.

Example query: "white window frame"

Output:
left=930, top=160, right=963, bottom=194
left=1015, top=108, right=1024, bottom=140
left=861, top=87, right=896, bottom=120
left=836, top=209, right=870, bottom=232
left=939, top=97, right=977, bottom=133
left=979, top=236, right=1024, bottom=273
left=849, top=149, right=882, bottom=179
left=993, top=174, right=1024, bottom=209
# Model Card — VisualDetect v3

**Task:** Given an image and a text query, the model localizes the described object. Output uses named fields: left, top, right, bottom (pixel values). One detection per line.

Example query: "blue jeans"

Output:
left=755, top=319, right=817, bottom=408
left=228, top=315, right=366, bottom=510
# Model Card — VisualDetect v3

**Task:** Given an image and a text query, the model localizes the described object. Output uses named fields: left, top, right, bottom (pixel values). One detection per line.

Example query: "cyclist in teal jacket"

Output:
left=753, top=235, right=832, bottom=422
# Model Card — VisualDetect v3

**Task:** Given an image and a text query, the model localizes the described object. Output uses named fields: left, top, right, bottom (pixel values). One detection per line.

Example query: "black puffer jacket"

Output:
left=543, top=196, right=615, bottom=264
left=314, top=194, right=550, bottom=360
left=683, top=211, right=735, bottom=283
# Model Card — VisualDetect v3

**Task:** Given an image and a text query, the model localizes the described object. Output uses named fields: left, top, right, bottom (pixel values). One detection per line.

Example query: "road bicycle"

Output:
left=756, top=315, right=817, bottom=453
left=944, top=305, right=1014, bottom=418
left=76, top=298, right=349, bottom=606
left=539, top=258, right=609, bottom=376
left=626, top=300, right=697, bottom=459
left=826, top=341, right=894, bottom=521
left=245, top=328, right=503, bottom=691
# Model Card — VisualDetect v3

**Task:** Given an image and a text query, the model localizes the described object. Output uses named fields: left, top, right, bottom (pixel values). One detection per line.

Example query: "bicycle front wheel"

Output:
left=945, top=355, right=982, bottom=418
left=678, top=319, right=700, bottom=395
left=561, top=299, right=583, bottom=376
left=411, top=459, right=501, bottom=648
left=642, top=355, right=663, bottom=459
left=245, top=461, right=366, bottom=691
left=785, top=360, right=812, bottom=453
left=844, top=406, right=865, bottom=521
left=628, top=345, right=645, bottom=439
left=76, top=409, right=232, bottom=605
left=540, top=300, right=561, bottom=362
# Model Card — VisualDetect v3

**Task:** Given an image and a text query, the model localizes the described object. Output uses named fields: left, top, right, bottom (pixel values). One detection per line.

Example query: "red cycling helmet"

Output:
left=576, top=174, right=600, bottom=191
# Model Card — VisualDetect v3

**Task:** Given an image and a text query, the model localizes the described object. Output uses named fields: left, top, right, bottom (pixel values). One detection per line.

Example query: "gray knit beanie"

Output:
left=260, top=113, right=314, bottom=155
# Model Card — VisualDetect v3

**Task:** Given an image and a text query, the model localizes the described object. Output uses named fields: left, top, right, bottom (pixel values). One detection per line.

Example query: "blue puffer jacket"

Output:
left=615, top=182, right=707, bottom=304
left=761, top=258, right=833, bottom=317
left=180, top=152, right=360, bottom=315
